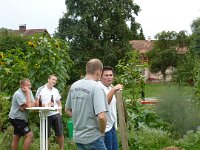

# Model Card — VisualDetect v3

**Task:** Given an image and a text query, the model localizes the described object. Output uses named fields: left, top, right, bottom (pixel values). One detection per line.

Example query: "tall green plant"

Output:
left=116, top=51, right=167, bottom=148
left=156, top=85, right=200, bottom=138
left=0, top=35, right=73, bottom=94
left=26, top=35, right=73, bottom=92
left=116, top=50, right=145, bottom=100
left=0, top=48, right=28, bottom=94
left=193, top=56, right=200, bottom=103
left=0, top=92, right=11, bottom=131
left=173, top=51, right=195, bottom=85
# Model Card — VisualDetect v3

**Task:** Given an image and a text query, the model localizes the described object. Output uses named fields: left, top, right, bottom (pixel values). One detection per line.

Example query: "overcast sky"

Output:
left=0, top=0, right=200, bottom=39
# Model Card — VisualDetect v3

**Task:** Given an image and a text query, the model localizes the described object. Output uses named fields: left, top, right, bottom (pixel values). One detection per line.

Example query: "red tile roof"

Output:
left=130, top=40, right=187, bottom=54
left=12, top=29, right=49, bottom=36
left=130, top=40, right=154, bottom=53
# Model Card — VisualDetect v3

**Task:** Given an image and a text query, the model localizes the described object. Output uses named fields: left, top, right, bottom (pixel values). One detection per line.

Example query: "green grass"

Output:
left=145, top=83, right=194, bottom=98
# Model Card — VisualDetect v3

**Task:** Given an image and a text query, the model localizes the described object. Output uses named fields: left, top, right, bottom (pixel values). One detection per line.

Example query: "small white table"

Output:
left=26, top=107, right=61, bottom=150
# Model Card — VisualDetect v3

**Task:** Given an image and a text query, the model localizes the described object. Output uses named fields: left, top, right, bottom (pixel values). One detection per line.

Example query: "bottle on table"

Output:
left=51, top=95, right=54, bottom=107
left=39, top=95, right=42, bottom=107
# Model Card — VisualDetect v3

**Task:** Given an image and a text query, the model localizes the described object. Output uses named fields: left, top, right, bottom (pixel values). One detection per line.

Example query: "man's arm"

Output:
left=57, top=100, right=62, bottom=114
left=97, top=112, right=107, bottom=135
left=23, top=87, right=31, bottom=108
left=65, top=108, right=72, bottom=117
left=107, top=84, right=123, bottom=104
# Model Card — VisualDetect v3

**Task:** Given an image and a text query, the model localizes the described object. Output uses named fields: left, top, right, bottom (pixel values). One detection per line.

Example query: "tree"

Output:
left=138, top=28, right=145, bottom=40
left=172, top=31, right=193, bottom=85
left=146, top=31, right=178, bottom=81
left=55, top=0, right=142, bottom=81
left=190, top=18, right=200, bottom=102
left=190, top=17, right=200, bottom=55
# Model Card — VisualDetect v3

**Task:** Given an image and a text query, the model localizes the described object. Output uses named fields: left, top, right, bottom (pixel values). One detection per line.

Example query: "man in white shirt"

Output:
left=99, top=66, right=123, bottom=150
left=35, top=74, right=64, bottom=150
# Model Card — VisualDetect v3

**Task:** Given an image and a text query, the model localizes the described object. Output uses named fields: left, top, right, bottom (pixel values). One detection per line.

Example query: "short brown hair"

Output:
left=48, top=74, right=57, bottom=79
left=20, top=78, right=30, bottom=86
left=86, top=59, right=103, bottom=74
left=103, top=66, right=114, bottom=72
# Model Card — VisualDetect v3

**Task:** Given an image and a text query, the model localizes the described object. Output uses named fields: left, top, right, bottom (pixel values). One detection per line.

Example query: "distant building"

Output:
left=10, top=24, right=50, bottom=36
left=130, top=37, right=187, bottom=82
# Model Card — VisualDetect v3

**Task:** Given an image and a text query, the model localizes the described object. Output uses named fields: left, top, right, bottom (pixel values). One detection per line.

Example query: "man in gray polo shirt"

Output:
left=9, top=78, right=35, bottom=150
left=65, top=58, right=108, bottom=150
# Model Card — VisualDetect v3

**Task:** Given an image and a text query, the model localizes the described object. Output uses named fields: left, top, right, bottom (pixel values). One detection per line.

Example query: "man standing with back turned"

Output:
left=65, top=58, right=108, bottom=150
left=99, top=66, right=123, bottom=150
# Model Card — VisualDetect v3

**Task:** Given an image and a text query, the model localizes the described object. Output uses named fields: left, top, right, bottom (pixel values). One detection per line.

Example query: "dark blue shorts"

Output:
left=9, top=118, right=31, bottom=136
left=48, top=113, right=63, bottom=137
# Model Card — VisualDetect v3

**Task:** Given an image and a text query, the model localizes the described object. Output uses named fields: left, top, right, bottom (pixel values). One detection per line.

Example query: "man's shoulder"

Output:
left=71, top=79, right=99, bottom=90
left=37, top=85, right=45, bottom=91
left=13, top=89, right=25, bottom=100
left=13, top=89, right=22, bottom=96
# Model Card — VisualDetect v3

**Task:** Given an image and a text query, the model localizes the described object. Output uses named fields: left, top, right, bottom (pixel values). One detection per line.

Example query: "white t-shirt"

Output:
left=35, top=84, right=61, bottom=116
left=98, top=81, right=117, bottom=132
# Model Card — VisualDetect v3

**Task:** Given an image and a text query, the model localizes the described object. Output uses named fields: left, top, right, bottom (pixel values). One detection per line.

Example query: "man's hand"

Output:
left=113, top=84, right=123, bottom=91
left=19, top=104, right=27, bottom=111
left=22, top=86, right=30, bottom=94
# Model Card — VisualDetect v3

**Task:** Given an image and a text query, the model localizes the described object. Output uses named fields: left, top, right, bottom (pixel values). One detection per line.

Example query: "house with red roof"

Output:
left=11, top=24, right=50, bottom=36
left=130, top=37, right=187, bottom=82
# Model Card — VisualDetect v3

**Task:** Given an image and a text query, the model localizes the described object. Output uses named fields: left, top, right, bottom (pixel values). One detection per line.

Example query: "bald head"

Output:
left=86, top=59, right=103, bottom=75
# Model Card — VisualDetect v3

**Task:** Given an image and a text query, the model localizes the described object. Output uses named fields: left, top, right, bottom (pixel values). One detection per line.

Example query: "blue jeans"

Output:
left=77, top=136, right=107, bottom=150
left=104, top=126, right=118, bottom=150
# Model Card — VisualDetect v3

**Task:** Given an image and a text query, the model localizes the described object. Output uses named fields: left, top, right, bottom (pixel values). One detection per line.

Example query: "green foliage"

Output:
left=0, top=126, right=13, bottom=149
left=126, top=126, right=174, bottom=150
left=193, top=56, right=200, bottom=103
left=190, top=18, right=200, bottom=103
left=116, top=50, right=145, bottom=100
left=190, top=17, right=200, bottom=55
left=155, top=85, right=200, bottom=138
left=173, top=51, right=195, bottom=85
left=0, top=92, right=11, bottom=131
left=0, top=48, right=28, bottom=94
left=0, top=34, right=73, bottom=94
left=26, top=35, right=73, bottom=92
left=116, top=51, right=168, bottom=149
left=56, top=0, right=143, bottom=81
left=115, top=50, right=164, bottom=128
left=176, top=130, right=200, bottom=150
left=0, top=28, right=27, bottom=52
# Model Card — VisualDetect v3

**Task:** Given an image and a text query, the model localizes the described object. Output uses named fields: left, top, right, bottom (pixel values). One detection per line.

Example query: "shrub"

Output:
left=176, top=130, right=200, bottom=150
left=0, top=92, right=11, bottom=131
left=125, top=126, right=174, bottom=150
left=155, top=85, right=200, bottom=138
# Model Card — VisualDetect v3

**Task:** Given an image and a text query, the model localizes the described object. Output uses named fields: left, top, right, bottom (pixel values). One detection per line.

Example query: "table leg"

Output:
left=39, top=111, right=42, bottom=150
left=40, top=110, right=48, bottom=150
left=42, top=111, right=45, bottom=150
left=45, top=112, right=48, bottom=150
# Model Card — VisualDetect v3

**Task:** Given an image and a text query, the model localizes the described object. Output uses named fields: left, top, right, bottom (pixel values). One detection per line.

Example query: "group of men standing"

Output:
left=9, top=58, right=123, bottom=150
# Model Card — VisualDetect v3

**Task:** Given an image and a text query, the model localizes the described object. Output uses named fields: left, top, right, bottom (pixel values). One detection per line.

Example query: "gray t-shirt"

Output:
left=9, top=88, right=35, bottom=122
left=65, top=78, right=108, bottom=144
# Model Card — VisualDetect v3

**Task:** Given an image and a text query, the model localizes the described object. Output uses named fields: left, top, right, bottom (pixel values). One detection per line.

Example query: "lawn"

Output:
left=144, top=83, right=194, bottom=98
